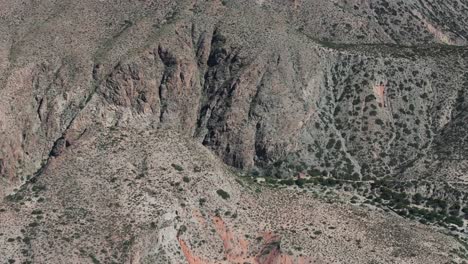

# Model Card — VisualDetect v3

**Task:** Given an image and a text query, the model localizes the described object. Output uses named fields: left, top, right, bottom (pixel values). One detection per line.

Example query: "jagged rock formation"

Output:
left=1, top=0, right=468, bottom=197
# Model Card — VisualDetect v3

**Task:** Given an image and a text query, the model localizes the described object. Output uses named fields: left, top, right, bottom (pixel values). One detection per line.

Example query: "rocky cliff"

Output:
left=1, top=0, right=468, bottom=262
left=2, top=0, right=467, bottom=196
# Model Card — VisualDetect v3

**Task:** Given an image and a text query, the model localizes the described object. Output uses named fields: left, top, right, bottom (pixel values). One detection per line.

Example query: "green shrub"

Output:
left=216, top=189, right=230, bottom=200
left=295, top=179, right=306, bottom=187
left=426, top=198, right=447, bottom=210
left=178, top=225, right=187, bottom=236
left=318, top=177, right=337, bottom=187
left=266, top=177, right=277, bottom=185
left=449, top=204, right=461, bottom=216
left=32, top=185, right=46, bottom=193
left=251, top=169, right=260, bottom=177
left=171, top=164, right=184, bottom=171
left=445, top=216, right=464, bottom=227
left=307, top=168, right=321, bottom=176
left=199, top=198, right=207, bottom=206
left=89, top=254, right=101, bottom=264
left=462, top=207, right=468, bottom=217
left=280, top=179, right=295, bottom=186
left=413, top=193, right=424, bottom=205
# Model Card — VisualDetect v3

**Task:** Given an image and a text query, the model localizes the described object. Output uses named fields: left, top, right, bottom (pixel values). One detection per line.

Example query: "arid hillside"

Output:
left=1, top=0, right=468, bottom=263
left=1, top=129, right=467, bottom=263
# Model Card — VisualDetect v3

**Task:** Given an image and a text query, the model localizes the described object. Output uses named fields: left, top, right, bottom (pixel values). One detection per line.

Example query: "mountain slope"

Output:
left=1, top=0, right=468, bottom=262
left=1, top=128, right=466, bottom=263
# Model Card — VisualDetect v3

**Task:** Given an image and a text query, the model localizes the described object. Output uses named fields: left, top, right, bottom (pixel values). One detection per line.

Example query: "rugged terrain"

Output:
left=1, top=129, right=467, bottom=263
left=1, top=0, right=468, bottom=263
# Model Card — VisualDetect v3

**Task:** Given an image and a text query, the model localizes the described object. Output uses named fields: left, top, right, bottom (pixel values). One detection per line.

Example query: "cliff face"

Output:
left=2, top=0, right=467, bottom=196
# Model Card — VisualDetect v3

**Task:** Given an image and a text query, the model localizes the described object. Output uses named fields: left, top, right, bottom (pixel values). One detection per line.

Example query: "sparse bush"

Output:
left=280, top=179, right=295, bottom=186
left=413, top=193, right=423, bottom=205
left=449, top=204, right=461, bottom=216
left=32, top=185, right=46, bottom=193
left=251, top=169, right=260, bottom=177
left=426, top=198, right=447, bottom=210
left=89, top=254, right=101, bottom=264
left=295, top=179, right=305, bottom=187
left=307, top=168, right=321, bottom=176
left=318, top=177, right=337, bottom=187
left=178, top=225, right=187, bottom=236
left=266, top=177, right=277, bottom=185
left=171, top=164, right=184, bottom=171
left=199, top=198, right=207, bottom=206
left=445, top=216, right=464, bottom=227
left=28, top=222, right=39, bottom=227
left=216, top=189, right=230, bottom=200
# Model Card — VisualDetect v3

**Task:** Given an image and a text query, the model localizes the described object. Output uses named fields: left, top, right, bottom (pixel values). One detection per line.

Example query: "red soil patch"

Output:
left=179, top=238, right=206, bottom=264
left=178, top=216, right=317, bottom=263
left=373, top=83, right=386, bottom=107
